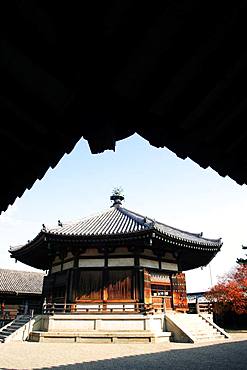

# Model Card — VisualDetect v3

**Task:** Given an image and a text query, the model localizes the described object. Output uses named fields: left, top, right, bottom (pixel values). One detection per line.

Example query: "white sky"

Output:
left=0, top=134, right=246, bottom=292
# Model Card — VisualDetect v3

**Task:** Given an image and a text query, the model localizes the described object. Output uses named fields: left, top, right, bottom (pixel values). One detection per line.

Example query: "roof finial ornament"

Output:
left=110, top=187, right=124, bottom=207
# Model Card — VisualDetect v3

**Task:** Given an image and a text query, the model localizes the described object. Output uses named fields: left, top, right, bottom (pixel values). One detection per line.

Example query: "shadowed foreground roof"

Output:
left=0, top=269, right=45, bottom=295
left=1, top=3, right=247, bottom=214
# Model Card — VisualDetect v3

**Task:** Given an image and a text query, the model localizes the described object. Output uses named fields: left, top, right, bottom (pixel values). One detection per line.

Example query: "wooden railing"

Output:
left=0, top=303, right=41, bottom=321
left=198, top=302, right=213, bottom=314
left=43, top=302, right=166, bottom=315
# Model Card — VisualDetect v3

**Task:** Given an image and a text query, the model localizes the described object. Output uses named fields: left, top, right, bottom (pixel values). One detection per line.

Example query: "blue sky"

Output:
left=0, top=133, right=246, bottom=292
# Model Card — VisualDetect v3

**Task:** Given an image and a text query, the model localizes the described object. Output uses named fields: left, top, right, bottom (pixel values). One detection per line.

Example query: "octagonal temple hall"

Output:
left=10, top=194, right=222, bottom=317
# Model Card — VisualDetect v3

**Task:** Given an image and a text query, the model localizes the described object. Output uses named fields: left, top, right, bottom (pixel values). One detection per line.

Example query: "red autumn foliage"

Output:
left=206, top=264, right=247, bottom=315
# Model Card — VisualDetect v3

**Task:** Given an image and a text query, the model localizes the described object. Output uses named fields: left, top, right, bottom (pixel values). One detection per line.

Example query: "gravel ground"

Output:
left=0, top=333, right=246, bottom=370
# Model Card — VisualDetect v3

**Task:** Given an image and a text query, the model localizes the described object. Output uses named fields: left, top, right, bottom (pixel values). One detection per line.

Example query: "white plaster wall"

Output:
left=51, top=264, right=62, bottom=273
left=161, top=262, right=178, bottom=271
left=108, top=258, right=134, bottom=267
left=63, top=260, right=74, bottom=270
left=78, top=259, right=104, bottom=267
left=139, top=258, right=159, bottom=269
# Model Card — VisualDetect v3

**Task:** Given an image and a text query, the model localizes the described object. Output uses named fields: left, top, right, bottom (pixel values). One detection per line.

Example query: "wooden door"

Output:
left=171, top=273, right=188, bottom=312
left=151, top=284, right=172, bottom=311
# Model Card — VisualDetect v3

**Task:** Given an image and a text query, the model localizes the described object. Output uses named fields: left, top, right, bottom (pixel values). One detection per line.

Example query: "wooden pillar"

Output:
left=137, top=268, right=144, bottom=304
left=67, top=269, right=74, bottom=303
left=170, top=274, right=174, bottom=310
left=132, top=269, right=138, bottom=301
left=143, top=269, right=152, bottom=305
left=102, top=269, right=108, bottom=302
left=72, top=268, right=79, bottom=302
left=47, top=242, right=54, bottom=276
left=102, top=247, right=108, bottom=305
left=63, top=270, right=71, bottom=310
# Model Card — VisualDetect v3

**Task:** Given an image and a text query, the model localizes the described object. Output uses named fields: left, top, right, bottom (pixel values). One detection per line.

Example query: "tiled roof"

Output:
left=47, top=207, right=149, bottom=236
left=0, top=269, right=45, bottom=295
left=45, top=205, right=221, bottom=247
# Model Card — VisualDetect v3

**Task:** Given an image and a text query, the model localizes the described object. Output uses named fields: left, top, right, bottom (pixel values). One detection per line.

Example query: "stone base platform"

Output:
left=29, top=330, right=171, bottom=343
left=38, top=313, right=166, bottom=332
left=28, top=313, right=171, bottom=343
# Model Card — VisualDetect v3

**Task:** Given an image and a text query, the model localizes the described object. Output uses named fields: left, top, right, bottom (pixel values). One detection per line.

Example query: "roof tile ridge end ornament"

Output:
left=119, top=206, right=154, bottom=228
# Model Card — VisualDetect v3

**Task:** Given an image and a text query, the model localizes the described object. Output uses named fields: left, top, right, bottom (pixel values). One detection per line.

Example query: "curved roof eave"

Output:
left=9, top=230, right=46, bottom=255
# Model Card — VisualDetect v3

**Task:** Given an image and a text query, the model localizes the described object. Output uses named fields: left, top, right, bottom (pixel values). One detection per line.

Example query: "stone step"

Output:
left=186, top=324, right=215, bottom=328
left=8, top=324, right=24, bottom=329
left=193, top=327, right=220, bottom=334
left=184, top=322, right=213, bottom=326
left=15, top=321, right=29, bottom=325
left=196, top=335, right=225, bottom=342
left=29, top=330, right=172, bottom=344
left=0, top=334, right=8, bottom=339
left=14, top=320, right=30, bottom=325
left=167, top=313, right=228, bottom=343
left=175, top=319, right=205, bottom=324
left=187, top=325, right=217, bottom=330
left=14, top=317, right=31, bottom=322
left=0, top=319, right=30, bottom=341
left=2, top=326, right=21, bottom=332
left=175, top=317, right=203, bottom=323
left=189, top=330, right=219, bottom=335
left=195, top=332, right=222, bottom=338
left=0, top=333, right=10, bottom=338
left=1, top=329, right=13, bottom=334
left=35, top=330, right=171, bottom=337
left=198, top=332, right=224, bottom=339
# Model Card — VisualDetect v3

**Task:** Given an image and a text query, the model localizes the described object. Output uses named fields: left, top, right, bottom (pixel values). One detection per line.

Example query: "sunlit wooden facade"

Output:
left=10, top=195, right=222, bottom=313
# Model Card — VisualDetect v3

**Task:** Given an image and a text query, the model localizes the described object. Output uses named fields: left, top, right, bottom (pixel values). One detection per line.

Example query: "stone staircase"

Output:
left=166, top=313, right=230, bottom=343
left=0, top=315, right=32, bottom=343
